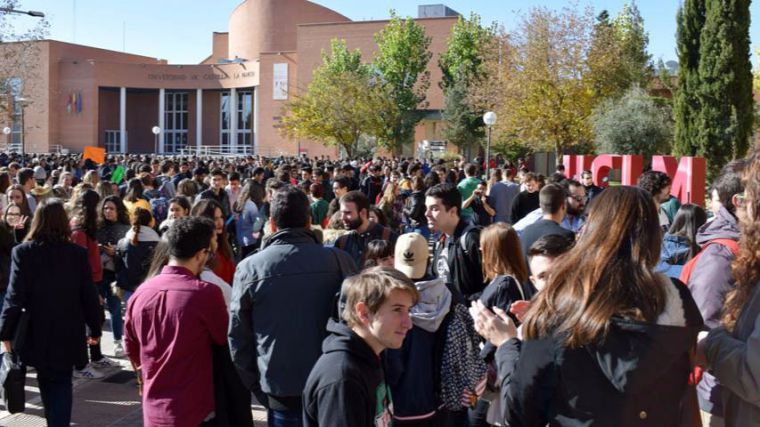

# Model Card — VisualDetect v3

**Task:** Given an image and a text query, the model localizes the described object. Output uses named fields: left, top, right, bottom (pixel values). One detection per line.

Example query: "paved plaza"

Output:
left=0, top=317, right=268, bottom=426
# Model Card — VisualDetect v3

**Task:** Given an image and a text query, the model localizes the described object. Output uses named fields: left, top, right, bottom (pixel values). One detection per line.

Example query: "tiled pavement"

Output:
left=0, top=320, right=268, bottom=426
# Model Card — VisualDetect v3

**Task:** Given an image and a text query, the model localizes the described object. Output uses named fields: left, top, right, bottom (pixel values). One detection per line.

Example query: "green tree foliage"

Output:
left=696, top=0, right=753, bottom=178
left=586, top=3, right=652, bottom=100
left=674, top=0, right=753, bottom=178
left=439, top=13, right=494, bottom=153
left=613, top=3, right=653, bottom=89
left=673, top=0, right=704, bottom=157
left=373, top=11, right=432, bottom=151
left=591, top=86, right=672, bottom=157
left=279, top=40, right=394, bottom=157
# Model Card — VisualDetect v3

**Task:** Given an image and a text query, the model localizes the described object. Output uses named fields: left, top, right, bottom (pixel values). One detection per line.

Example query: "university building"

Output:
left=0, top=1, right=459, bottom=157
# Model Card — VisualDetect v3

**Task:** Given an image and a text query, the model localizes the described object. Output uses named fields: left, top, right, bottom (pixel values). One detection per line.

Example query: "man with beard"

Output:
left=561, top=179, right=586, bottom=233
left=335, top=191, right=397, bottom=267
left=637, top=170, right=673, bottom=231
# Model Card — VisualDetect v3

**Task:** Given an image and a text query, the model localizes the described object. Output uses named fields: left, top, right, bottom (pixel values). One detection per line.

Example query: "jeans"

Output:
left=37, top=367, right=73, bottom=427
left=468, top=398, right=491, bottom=427
left=267, top=409, right=303, bottom=427
left=123, top=290, right=133, bottom=307
left=98, top=275, right=123, bottom=341
left=0, top=290, right=5, bottom=313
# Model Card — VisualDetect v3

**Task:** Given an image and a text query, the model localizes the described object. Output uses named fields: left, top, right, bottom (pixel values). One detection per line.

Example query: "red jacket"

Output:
left=71, top=228, right=103, bottom=283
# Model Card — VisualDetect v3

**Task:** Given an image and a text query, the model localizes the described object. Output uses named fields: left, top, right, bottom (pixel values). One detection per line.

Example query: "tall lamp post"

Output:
left=2, top=127, right=10, bottom=151
left=152, top=126, right=161, bottom=154
left=0, top=8, right=45, bottom=17
left=15, top=97, right=29, bottom=165
left=483, top=111, right=497, bottom=179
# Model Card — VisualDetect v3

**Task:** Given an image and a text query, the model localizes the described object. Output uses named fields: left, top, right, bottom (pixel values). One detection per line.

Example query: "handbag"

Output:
left=0, top=351, right=26, bottom=414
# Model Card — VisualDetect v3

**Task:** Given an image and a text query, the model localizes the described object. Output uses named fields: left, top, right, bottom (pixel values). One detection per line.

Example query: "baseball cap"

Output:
left=394, top=233, right=429, bottom=280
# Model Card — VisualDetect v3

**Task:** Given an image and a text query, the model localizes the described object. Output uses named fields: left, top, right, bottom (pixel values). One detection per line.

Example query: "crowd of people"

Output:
left=0, top=147, right=755, bottom=426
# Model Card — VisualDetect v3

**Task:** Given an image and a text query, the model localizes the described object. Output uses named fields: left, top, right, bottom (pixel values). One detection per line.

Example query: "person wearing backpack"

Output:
left=426, top=183, right=487, bottom=300
left=116, top=207, right=160, bottom=304
left=685, top=159, right=747, bottom=425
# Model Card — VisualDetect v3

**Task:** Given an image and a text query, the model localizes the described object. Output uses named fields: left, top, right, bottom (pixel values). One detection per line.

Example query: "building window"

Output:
left=220, top=89, right=253, bottom=153
left=164, top=92, right=188, bottom=154
left=104, top=130, right=124, bottom=153
left=3, top=77, right=23, bottom=147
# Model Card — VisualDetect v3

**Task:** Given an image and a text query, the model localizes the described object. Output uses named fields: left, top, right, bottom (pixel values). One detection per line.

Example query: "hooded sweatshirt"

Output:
left=385, top=278, right=451, bottom=420
left=498, top=276, right=703, bottom=427
left=303, top=320, right=391, bottom=427
left=686, top=205, right=740, bottom=415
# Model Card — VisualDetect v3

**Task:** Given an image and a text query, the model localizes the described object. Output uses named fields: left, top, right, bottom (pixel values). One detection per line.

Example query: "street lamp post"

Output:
left=2, top=127, right=10, bottom=151
left=15, top=97, right=29, bottom=166
left=483, top=111, right=497, bottom=180
left=0, top=8, right=45, bottom=17
left=152, top=126, right=161, bottom=154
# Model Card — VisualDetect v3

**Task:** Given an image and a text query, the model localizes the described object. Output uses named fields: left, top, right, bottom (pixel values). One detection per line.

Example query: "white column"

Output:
left=253, top=87, right=259, bottom=155
left=230, top=87, right=238, bottom=153
left=196, top=88, right=203, bottom=151
left=158, top=88, right=165, bottom=153
left=119, top=87, right=127, bottom=153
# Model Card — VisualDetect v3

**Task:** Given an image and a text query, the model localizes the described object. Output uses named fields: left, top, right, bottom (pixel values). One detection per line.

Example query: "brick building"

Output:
left=0, top=0, right=458, bottom=157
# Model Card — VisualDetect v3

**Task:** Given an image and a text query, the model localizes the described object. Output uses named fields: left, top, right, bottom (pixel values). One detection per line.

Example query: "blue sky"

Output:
left=10, top=0, right=760, bottom=65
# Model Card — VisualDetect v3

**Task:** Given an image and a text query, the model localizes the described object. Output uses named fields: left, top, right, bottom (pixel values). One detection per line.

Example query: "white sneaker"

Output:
left=113, top=341, right=125, bottom=358
left=92, top=356, right=121, bottom=369
left=73, top=364, right=104, bottom=380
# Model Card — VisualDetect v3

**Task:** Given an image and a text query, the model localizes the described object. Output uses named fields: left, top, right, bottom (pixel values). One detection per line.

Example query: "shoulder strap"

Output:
left=680, top=238, right=740, bottom=284
left=459, top=223, right=477, bottom=252
left=706, top=238, right=740, bottom=256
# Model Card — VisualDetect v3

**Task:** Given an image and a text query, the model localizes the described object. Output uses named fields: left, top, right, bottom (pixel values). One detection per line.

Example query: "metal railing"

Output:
left=179, top=145, right=254, bottom=157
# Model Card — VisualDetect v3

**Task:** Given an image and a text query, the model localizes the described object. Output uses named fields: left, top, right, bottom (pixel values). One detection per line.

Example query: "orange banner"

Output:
left=83, top=146, right=106, bottom=164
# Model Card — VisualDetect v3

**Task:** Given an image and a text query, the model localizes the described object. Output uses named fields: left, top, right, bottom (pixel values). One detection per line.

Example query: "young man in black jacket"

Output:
left=302, top=268, right=418, bottom=427
left=426, top=183, right=487, bottom=299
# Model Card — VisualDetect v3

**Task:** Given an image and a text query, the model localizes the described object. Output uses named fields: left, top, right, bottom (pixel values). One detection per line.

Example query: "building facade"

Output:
left=0, top=0, right=458, bottom=157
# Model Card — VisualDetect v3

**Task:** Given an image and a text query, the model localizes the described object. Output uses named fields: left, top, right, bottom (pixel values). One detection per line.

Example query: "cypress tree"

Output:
left=696, top=0, right=753, bottom=178
left=728, top=0, right=753, bottom=160
left=673, top=0, right=704, bottom=157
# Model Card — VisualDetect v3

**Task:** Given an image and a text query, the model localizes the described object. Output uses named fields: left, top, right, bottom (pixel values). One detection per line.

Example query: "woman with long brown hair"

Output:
left=472, top=186, right=703, bottom=426
left=702, top=148, right=760, bottom=426
left=478, top=222, right=529, bottom=317
left=0, top=198, right=102, bottom=426
left=191, top=199, right=235, bottom=284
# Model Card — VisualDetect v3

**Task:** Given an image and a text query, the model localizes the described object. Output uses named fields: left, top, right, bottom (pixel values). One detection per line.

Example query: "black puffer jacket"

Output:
left=498, top=278, right=703, bottom=426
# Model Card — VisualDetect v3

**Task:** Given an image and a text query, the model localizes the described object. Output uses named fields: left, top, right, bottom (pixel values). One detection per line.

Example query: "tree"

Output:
left=612, top=2, right=653, bottom=89
left=480, top=6, right=596, bottom=159
left=673, top=0, right=704, bottom=157
left=439, top=13, right=494, bottom=154
left=0, top=1, right=49, bottom=119
left=279, top=40, right=394, bottom=157
left=586, top=3, right=653, bottom=101
left=373, top=11, right=432, bottom=151
left=591, top=86, right=672, bottom=157
left=695, top=0, right=753, bottom=177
